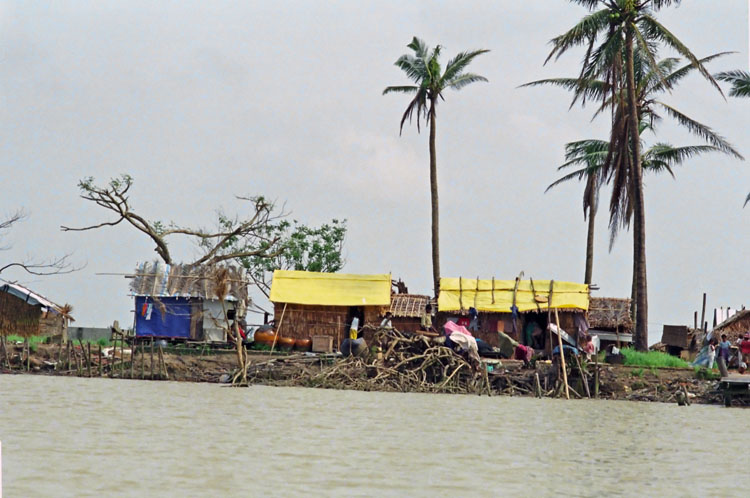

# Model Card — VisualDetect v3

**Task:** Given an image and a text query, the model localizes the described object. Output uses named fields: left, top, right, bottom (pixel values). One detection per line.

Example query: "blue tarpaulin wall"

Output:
left=134, top=296, right=194, bottom=338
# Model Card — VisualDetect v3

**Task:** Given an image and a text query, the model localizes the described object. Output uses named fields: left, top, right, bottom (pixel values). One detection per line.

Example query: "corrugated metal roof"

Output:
left=0, top=280, right=64, bottom=314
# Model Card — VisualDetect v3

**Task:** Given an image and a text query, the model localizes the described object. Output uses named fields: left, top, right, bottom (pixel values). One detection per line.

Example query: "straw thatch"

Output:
left=714, top=310, right=750, bottom=343
left=388, top=294, right=434, bottom=318
left=0, top=291, right=42, bottom=337
left=588, top=297, right=633, bottom=331
left=130, top=261, right=248, bottom=303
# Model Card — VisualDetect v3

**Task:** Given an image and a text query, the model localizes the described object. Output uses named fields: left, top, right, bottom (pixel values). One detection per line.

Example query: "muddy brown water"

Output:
left=0, top=375, right=742, bottom=496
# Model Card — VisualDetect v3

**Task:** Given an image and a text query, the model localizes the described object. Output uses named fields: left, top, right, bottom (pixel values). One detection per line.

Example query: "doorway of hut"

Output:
left=519, top=312, right=548, bottom=352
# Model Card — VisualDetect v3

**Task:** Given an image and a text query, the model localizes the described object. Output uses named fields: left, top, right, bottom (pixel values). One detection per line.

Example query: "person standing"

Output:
left=421, top=304, right=434, bottom=332
left=380, top=312, right=393, bottom=329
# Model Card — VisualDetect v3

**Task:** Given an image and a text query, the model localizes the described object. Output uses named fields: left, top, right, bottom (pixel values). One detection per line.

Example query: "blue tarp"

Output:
left=134, top=296, right=193, bottom=338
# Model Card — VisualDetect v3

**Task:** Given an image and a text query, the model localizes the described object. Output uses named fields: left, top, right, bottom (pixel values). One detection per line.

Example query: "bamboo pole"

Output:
left=270, top=302, right=288, bottom=355
left=120, top=331, right=125, bottom=377
left=67, top=341, right=72, bottom=371
left=87, top=342, right=92, bottom=377
left=573, top=352, right=590, bottom=398
left=98, top=345, right=103, bottom=377
left=554, top=306, right=570, bottom=400
left=0, top=336, right=9, bottom=369
left=140, top=343, right=145, bottom=379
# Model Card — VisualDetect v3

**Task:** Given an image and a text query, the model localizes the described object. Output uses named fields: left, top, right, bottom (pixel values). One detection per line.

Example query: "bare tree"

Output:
left=61, top=175, right=285, bottom=266
left=1, top=209, right=77, bottom=276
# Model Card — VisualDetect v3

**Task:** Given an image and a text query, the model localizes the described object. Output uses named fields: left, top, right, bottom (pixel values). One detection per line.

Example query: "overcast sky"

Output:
left=2, top=1, right=748, bottom=342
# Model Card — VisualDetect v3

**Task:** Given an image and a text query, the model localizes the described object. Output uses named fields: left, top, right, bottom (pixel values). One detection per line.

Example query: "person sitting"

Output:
left=468, top=307, right=479, bottom=333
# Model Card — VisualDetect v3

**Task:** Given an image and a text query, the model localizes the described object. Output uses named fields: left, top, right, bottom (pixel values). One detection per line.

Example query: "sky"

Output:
left=1, top=1, right=748, bottom=343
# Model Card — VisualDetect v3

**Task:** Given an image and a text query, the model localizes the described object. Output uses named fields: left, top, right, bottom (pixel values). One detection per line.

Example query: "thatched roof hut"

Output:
left=588, top=297, right=633, bottom=331
left=0, top=281, right=69, bottom=339
left=386, top=294, right=435, bottom=333
left=713, top=309, right=750, bottom=343
left=129, top=262, right=249, bottom=342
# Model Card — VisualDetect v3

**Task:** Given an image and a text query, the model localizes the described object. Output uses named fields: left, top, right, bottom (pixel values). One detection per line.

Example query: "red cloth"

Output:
left=514, top=344, right=533, bottom=362
left=457, top=317, right=470, bottom=328
left=741, top=340, right=750, bottom=355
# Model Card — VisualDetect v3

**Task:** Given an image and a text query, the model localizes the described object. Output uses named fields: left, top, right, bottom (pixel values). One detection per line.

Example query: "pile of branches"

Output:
left=239, top=327, right=490, bottom=395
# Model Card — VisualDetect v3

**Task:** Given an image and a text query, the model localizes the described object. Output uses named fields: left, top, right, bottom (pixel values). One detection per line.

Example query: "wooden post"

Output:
left=694, top=311, right=698, bottom=331
left=120, top=331, right=125, bottom=378
left=594, top=351, right=599, bottom=398
left=87, top=342, right=92, bottom=377
left=140, top=343, right=145, bottom=379
left=130, top=339, right=135, bottom=379
left=535, top=372, right=542, bottom=398
left=98, top=345, right=103, bottom=377
left=67, top=340, right=72, bottom=371
left=554, top=307, right=570, bottom=400
left=150, top=338, right=155, bottom=380
left=700, top=292, right=706, bottom=332
left=573, top=353, right=590, bottom=398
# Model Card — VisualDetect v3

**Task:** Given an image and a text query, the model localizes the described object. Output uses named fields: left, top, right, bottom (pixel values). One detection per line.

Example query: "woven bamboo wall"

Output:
left=273, top=303, right=387, bottom=342
left=0, top=292, right=41, bottom=338
left=39, top=312, right=66, bottom=337
left=715, top=313, right=750, bottom=343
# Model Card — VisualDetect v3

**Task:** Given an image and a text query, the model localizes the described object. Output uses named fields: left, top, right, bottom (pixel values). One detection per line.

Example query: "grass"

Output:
left=4, top=335, right=112, bottom=347
left=619, top=348, right=691, bottom=369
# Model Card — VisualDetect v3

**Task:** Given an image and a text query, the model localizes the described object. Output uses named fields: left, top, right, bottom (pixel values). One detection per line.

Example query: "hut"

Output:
left=588, top=297, right=633, bottom=348
left=437, top=277, right=589, bottom=354
left=269, top=270, right=391, bottom=344
left=713, top=309, right=750, bottom=343
left=386, top=294, right=434, bottom=333
left=0, top=281, right=69, bottom=340
left=130, top=262, right=249, bottom=342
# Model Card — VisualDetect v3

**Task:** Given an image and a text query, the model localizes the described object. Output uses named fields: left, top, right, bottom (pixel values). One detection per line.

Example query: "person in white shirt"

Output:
left=380, top=312, right=393, bottom=329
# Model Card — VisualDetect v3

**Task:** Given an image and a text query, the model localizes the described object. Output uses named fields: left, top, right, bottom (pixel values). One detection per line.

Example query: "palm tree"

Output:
left=542, top=0, right=729, bottom=350
left=548, top=134, right=731, bottom=287
left=383, top=37, right=489, bottom=295
left=716, top=70, right=750, bottom=206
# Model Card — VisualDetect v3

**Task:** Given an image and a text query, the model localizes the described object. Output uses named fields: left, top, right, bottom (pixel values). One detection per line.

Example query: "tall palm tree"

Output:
left=716, top=70, right=750, bottom=206
left=383, top=37, right=489, bottom=295
left=548, top=134, right=730, bottom=287
left=543, top=0, right=729, bottom=350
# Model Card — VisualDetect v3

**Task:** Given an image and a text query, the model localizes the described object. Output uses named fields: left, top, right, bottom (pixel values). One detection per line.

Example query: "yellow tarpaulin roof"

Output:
left=269, top=270, right=391, bottom=306
left=438, top=278, right=589, bottom=313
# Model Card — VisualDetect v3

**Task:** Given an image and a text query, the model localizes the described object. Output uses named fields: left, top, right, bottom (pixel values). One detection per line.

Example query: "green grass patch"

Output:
left=5, top=335, right=47, bottom=345
left=630, top=367, right=644, bottom=378
left=619, top=348, right=691, bottom=368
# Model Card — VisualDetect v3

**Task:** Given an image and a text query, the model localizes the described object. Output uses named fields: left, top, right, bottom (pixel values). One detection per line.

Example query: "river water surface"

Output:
left=0, top=375, right=741, bottom=496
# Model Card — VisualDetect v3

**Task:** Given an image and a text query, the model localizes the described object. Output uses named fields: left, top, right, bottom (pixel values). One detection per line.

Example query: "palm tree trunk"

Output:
left=429, top=101, right=440, bottom=296
left=626, top=28, right=648, bottom=351
left=584, top=176, right=596, bottom=285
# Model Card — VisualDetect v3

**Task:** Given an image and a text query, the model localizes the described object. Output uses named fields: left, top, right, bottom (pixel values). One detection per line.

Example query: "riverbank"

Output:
left=0, top=339, right=734, bottom=405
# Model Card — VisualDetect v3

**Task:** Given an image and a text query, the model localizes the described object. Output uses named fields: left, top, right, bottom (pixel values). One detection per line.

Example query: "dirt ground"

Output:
left=1, top=341, right=738, bottom=405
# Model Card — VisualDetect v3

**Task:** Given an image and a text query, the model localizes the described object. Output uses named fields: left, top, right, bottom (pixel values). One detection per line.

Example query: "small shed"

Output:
left=386, top=294, right=434, bottom=333
left=269, top=270, right=391, bottom=343
left=437, top=277, right=589, bottom=353
left=588, top=297, right=634, bottom=347
left=0, top=281, right=70, bottom=340
left=130, top=262, right=249, bottom=342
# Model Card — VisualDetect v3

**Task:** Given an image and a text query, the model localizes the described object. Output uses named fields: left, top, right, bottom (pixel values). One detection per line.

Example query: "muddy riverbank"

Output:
left=0, top=341, right=733, bottom=405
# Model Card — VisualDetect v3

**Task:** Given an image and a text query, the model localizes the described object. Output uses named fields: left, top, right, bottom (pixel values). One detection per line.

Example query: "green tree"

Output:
left=383, top=37, right=489, bottom=295
left=543, top=0, right=730, bottom=350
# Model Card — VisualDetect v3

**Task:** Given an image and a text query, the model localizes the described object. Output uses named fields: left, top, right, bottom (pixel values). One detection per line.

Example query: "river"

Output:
left=0, top=375, right=741, bottom=497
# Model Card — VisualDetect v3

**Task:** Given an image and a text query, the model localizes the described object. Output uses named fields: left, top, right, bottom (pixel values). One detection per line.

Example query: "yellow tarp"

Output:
left=438, top=278, right=589, bottom=313
left=269, top=270, right=391, bottom=306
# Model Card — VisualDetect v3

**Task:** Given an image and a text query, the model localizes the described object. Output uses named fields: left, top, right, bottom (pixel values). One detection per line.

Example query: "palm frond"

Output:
left=638, top=14, right=725, bottom=97
left=716, top=70, right=750, bottom=98
left=407, top=37, right=429, bottom=59
left=446, top=73, right=488, bottom=90
left=546, top=8, right=612, bottom=64
left=382, top=85, right=418, bottom=95
left=745, top=192, right=750, bottom=207
left=441, top=49, right=490, bottom=84
left=658, top=103, right=744, bottom=159
left=648, top=52, right=733, bottom=94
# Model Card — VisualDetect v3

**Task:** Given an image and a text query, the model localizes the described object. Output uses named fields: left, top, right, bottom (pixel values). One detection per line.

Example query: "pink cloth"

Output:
left=444, top=320, right=473, bottom=337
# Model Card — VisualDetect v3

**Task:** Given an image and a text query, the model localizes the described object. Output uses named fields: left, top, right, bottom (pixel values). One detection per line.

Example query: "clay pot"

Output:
left=294, top=338, right=312, bottom=352
left=278, top=336, right=296, bottom=351
left=254, top=331, right=277, bottom=346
